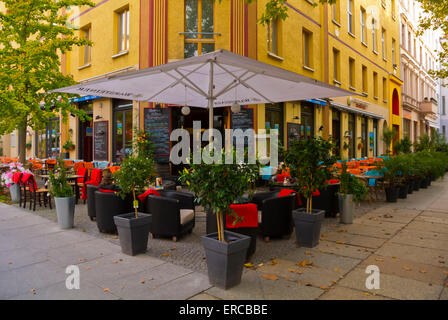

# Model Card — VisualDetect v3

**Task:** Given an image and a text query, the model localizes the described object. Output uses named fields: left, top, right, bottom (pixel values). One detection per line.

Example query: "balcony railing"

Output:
left=402, top=93, right=418, bottom=109
left=420, top=98, right=438, bottom=114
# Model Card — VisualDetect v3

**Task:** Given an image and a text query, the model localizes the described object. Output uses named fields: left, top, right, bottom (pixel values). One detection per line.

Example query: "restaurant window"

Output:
left=348, top=113, right=356, bottom=159
left=333, top=48, right=340, bottom=82
left=300, top=102, right=314, bottom=139
left=332, top=110, right=341, bottom=158
left=81, top=25, right=91, bottom=65
left=349, top=58, right=355, bottom=89
left=267, top=18, right=279, bottom=55
left=361, top=117, right=368, bottom=157
left=35, top=118, right=60, bottom=159
left=303, top=29, right=313, bottom=69
left=373, top=119, right=378, bottom=157
left=347, top=0, right=354, bottom=34
left=265, top=103, right=284, bottom=146
left=360, top=7, right=366, bottom=44
left=185, top=0, right=215, bottom=58
left=117, top=7, right=130, bottom=53
left=113, top=100, right=133, bottom=163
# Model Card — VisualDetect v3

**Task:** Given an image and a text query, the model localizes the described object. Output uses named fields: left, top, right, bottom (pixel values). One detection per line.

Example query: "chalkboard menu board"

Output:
left=144, top=108, right=170, bottom=163
left=287, top=123, right=301, bottom=148
left=231, top=107, right=254, bottom=130
left=94, top=121, right=108, bottom=161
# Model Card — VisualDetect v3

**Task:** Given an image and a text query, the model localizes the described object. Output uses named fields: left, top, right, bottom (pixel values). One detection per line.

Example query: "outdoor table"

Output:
left=40, top=174, right=84, bottom=203
left=269, top=182, right=298, bottom=191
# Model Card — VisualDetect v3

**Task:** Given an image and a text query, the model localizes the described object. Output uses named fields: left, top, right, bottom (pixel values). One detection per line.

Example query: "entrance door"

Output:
left=348, top=113, right=355, bottom=159
left=332, top=110, right=341, bottom=158
left=78, top=103, right=93, bottom=162
left=113, top=100, right=133, bottom=163
left=300, top=103, right=314, bottom=139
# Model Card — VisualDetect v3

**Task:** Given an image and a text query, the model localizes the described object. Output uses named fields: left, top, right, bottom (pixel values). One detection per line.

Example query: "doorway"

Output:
left=332, top=110, right=341, bottom=158
left=78, top=102, right=93, bottom=162
left=113, top=100, right=133, bottom=163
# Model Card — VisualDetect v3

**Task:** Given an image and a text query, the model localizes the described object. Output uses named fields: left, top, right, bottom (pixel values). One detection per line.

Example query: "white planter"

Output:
left=55, top=196, right=76, bottom=229
left=9, top=184, right=20, bottom=203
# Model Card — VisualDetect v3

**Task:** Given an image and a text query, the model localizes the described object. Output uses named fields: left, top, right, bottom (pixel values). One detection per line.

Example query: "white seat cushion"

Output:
left=258, top=210, right=262, bottom=224
left=180, top=209, right=195, bottom=225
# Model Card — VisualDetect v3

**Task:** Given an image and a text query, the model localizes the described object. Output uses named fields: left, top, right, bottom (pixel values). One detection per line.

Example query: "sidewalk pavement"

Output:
left=1, top=179, right=447, bottom=300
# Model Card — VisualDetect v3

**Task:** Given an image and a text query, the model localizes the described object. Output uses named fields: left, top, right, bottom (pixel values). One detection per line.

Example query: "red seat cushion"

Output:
left=12, top=172, right=22, bottom=184
left=99, top=188, right=118, bottom=194
left=278, top=188, right=302, bottom=206
left=226, top=204, right=258, bottom=229
left=138, top=189, right=161, bottom=202
left=276, top=174, right=290, bottom=183
left=328, top=179, right=340, bottom=185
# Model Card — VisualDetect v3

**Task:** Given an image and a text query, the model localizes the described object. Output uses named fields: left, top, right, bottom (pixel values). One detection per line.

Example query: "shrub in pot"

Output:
left=49, top=158, right=75, bottom=229
left=180, top=148, right=259, bottom=289
left=337, top=162, right=367, bottom=224
left=382, top=156, right=402, bottom=202
left=282, top=137, right=336, bottom=247
left=113, top=155, right=156, bottom=256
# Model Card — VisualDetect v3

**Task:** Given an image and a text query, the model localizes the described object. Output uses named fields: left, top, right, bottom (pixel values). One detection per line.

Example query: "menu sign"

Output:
left=287, top=123, right=301, bottom=148
left=144, top=107, right=170, bottom=163
left=94, top=121, right=108, bottom=161
left=231, top=107, right=254, bottom=131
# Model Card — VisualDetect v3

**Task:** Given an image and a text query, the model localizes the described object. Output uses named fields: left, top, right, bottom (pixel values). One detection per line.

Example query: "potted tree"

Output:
left=337, top=162, right=367, bottom=224
left=382, top=127, right=395, bottom=155
left=180, top=148, right=259, bottom=289
left=382, top=156, right=402, bottom=202
left=113, top=155, right=156, bottom=256
left=283, top=137, right=336, bottom=248
left=49, top=158, right=75, bottom=229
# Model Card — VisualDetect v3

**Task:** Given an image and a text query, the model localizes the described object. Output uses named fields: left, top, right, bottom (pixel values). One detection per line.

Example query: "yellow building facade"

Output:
left=2, top=0, right=403, bottom=169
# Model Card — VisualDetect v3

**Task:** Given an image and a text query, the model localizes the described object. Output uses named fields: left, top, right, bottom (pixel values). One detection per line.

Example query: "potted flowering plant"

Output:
left=49, top=158, right=75, bottom=229
left=180, top=148, right=259, bottom=289
left=1, top=162, right=26, bottom=203
left=283, top=137, right=336, bottom=247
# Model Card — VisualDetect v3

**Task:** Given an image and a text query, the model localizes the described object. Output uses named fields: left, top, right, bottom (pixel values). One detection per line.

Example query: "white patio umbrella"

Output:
left=53, top=49, right=357, bottom=132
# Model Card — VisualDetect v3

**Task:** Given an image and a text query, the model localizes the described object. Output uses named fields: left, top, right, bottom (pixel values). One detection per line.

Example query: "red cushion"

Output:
left=329, top=179, right=340, bottom=185
left=99, top=188, right=117, bottom=194
left=12, top=172, right=22, bottom=184
left=138, top=189, right=161, bottom=202
left=276, top=174, right=290, bottom=183
left=226, top=204, right=258, bottom=228
left=76, top=167, right=87, bottom=184
left=303, top=186, right=320, bottom=197
left=278, top=188, right=302, bottom=207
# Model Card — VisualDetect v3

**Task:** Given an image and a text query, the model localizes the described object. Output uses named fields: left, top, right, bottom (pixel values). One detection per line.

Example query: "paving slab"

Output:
left=389, top=232, right=448, bottom=252
left=0, top=261, right=66, bottom=299
left=92, top=262, right=196, bottom=299
left=0, top=214, right=52, bottom=231
left=312, top=241, right=373, bottom=260
left=440, top=288, right=448, bottom=300
left=375, top=242, right=447, bottom=267
left=321, top=231, right=387, bottom=249
left=359, top=255, right=448, bottom=285
left=189, top=293, right=221, bottom=300
left=330, top=224, right=398, bottom=239
left=405, top=221, right=448, bottom=235
left=318, top=286, right=392, bottom=300
left=9, top=280, right=120, bottom=300
left=78, top=252, right=166, bottom=287
left=0, top=246, right=48, bottom=272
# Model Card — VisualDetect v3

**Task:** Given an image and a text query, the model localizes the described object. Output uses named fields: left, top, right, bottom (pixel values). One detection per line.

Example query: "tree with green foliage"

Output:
left=416, top=0, right=448, bottom=80
left=382, top=127, right=396, bottom=155
left=0, top=0, right=94, bottom=163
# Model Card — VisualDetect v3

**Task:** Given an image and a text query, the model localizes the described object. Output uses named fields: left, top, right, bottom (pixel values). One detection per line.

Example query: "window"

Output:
left=267, top=18, right=279, bottom=55
left=382, top=29, right=386, bottom=59
left=360, top=8, right=366, bottom=44
left=332, top=0, right=340, bottom=23
left=362, top=65, right=367, bottom=94
left=81, top=26, right=91, bottom=65
left=383, top=77, right=387, bottom=101
left=392, top=38, right=396, bottom=66
left=443, top=96, right=446, bottom=115
left=349, top=58, right=355, bottom=89
left=303, top=29, right=313, bottom=69
left=443, top=126, right=446, bottom=137
left=185, top=0, right=215, bottom=58
left=408, top=31, right=411, bottom=52
left=373, top=72, right=378, bottom=98
left=117, top=8, right=130, bottom=53
left=333, top=48, right=340, bottom=82
left=372, top=19, right=377, bottom=52
left=347, top=0, right=354, bottom=34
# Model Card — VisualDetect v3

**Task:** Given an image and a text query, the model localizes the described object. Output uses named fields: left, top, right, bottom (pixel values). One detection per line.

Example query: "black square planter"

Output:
left=114, top=213, right=152, bottom=256
left=293, top=208, right=325, bottom=248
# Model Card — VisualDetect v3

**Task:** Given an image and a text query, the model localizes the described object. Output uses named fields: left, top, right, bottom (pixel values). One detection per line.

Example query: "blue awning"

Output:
left=70, top=95, right=101, bottom=103
left=304, top=99, right=327, bottom=106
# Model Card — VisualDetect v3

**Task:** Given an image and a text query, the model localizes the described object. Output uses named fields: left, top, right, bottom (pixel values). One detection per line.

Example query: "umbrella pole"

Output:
left=208, top=61, right=214, bottom=145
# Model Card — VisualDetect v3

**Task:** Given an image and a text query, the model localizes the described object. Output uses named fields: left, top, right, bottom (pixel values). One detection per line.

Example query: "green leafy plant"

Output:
left=25, top=142, right=32, bottom=150
left=382, top=127, right=396, bottom=155
left=283, top=137, right=336, bottom=213
left=179, top=148, right=260, bottom=242
left=49, top=158, right=74, bottom=198
left=382, top=156, right=404, bottom=187
left=414, top=134, right=433, bottom=152
left=338, top=162, right=367, bottom=203
left=113, top=156, right=156, bottom=218
left=132, top=129, right=155, bottom=160
left=62, top=140, right=75, bottom=151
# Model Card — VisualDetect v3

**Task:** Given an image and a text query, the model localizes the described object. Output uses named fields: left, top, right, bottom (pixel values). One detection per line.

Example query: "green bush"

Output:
left=49, top=158, right=74, bottom=198
left=338, top=162, right=367, bottom=203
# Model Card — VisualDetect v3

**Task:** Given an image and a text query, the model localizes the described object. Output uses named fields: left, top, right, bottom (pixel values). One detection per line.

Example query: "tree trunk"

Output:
left=18, top=123, right=27, bottom=164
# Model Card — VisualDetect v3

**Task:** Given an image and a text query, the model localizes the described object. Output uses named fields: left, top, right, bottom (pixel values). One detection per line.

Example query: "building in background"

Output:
left=399, top=0, right=441, bottom=145
left=2, top=0, right=404, bottom=170
left=439, top=36, right=448, bottom=141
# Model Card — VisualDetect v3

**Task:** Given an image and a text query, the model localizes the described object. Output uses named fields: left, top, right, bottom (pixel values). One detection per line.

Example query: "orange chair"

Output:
left=108, top=166, right=120, bottom=174
left=63, top=160, right=74, bottom=169
left=73, top=162, right=85, bottom=172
